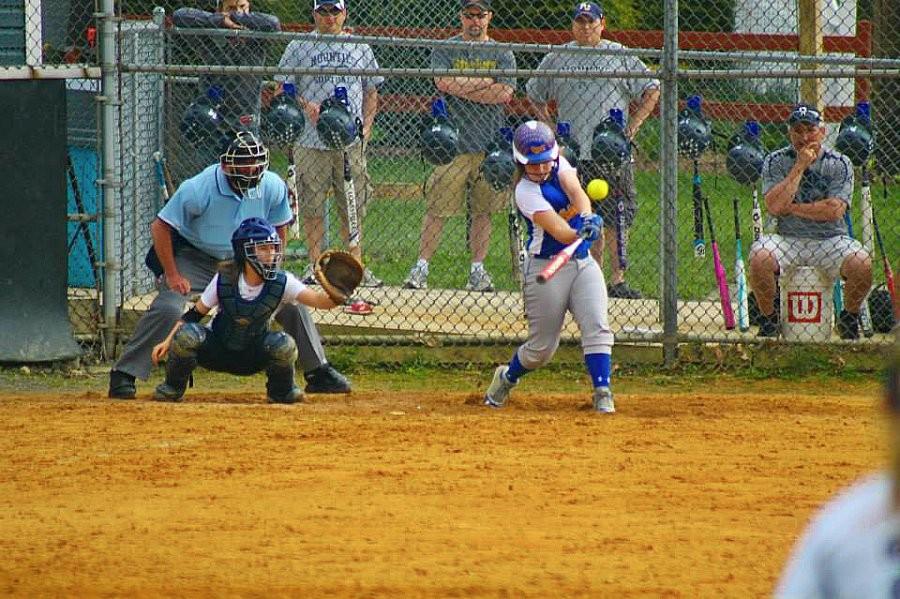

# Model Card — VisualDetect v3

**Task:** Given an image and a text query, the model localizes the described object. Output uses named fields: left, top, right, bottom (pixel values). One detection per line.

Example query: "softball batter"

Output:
left=484, top=121, right=615, bottom=412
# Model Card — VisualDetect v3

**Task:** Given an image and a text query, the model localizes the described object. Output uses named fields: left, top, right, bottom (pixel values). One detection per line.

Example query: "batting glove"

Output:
left=578, top=214, right=603, bottom=243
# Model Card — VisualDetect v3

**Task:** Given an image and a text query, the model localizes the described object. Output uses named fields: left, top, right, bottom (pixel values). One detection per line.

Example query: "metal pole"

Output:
left=660, top=0, right=679, bottom=365
left=99, top=0, right=121, bottom=358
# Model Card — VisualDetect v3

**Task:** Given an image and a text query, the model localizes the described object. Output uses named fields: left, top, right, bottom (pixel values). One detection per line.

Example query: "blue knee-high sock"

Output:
left=584, top=352, right=611, bottom=388
left=505, top=352, right=530, bottom=383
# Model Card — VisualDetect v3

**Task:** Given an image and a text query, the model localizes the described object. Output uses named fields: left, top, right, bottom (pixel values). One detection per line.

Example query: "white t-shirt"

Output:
left=200, top=271, right=306, bottom=310
left=776, top=472, right=900, bottom=598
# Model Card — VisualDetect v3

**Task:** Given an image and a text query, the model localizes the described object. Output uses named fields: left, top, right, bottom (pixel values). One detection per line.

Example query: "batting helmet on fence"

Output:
left=421, top=98, right=459, bottom=166
left=513, top=120, right=558, bottom=165
left=677, top=95, right=712, bottom=159
left=726, top=120, right=766, bottom=186
left=220, top=131, right=270, bottom=196
left=480, top=128, right=516, bottom=191
left=316, top=89, right=358, bottom=150
left=231, top=217, right=282, bottom=280
left=591, top=109, right=631, bottom=175
left=262, top=83, right=306, bottom=147
left=836, top=101, right=875, bottom=168
left=181, top=86, right=226, bottom=148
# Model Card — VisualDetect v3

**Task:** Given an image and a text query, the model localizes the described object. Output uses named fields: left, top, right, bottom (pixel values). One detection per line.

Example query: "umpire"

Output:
left=108, top=131, right=350, bottom=399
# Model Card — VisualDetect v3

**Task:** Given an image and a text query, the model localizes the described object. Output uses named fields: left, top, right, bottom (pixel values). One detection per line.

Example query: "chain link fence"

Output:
left=6, top=0, right=897, bottom=360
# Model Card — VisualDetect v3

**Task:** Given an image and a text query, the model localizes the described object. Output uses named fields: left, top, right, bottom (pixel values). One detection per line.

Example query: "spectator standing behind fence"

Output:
left=108, top=132, right=352, bottom=400
left=775, top=337, right=898, bottom=597
left=526, top=1, right=659, bottom=300
left=748, top=104, right=872, bottom=340
left=402, top=0, right=516, bottom=292
left=172, top=0, right=280, bottom=176
left=275, top=0, right=383, bottom=288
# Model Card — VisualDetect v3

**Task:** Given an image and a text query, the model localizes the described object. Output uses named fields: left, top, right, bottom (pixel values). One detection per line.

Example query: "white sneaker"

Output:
left=593, top=387, right=615, bottom=413
left=361, top=268, right=383, bottom=288
left=484, top=365, right=517, bottom=408
left=403, top=262, right=429, bottom=290
left=466, top=264, right=494, bottom=292
left=301, top=263, right=316, bottom=285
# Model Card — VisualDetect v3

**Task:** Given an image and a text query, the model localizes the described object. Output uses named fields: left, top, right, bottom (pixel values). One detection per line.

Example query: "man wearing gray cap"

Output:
left=749, top=104, right=872, bottom=339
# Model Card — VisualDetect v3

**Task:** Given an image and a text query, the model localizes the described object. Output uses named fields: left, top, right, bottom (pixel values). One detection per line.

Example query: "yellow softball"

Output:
left=586, top=178, right=609, bottom=201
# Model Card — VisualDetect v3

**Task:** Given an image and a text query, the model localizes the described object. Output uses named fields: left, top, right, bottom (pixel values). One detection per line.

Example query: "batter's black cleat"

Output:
left=608, top=282, right=643, bottom=299
left=304, top=364, right=351, bottom=394
left=267, top=386, right=304, bottom=404
left=757, top=312, right=780, bottom=338
left=108, top=370, right=136, bottom=399
left=837, top=310, right=861, bottom=340
left=152, top=382, right=186, bottom=402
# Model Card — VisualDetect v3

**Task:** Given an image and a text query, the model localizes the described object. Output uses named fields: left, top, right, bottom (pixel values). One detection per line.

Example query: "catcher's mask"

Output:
left=591, top=112, right=631, bottom=176
left=421, top=98, right=459, bottom=166
left=836, top=102, right=875, bottom=167
left=181, top=86, right=226, bottom=148
left=677, top=96, right=712, bottom=159
left=262, top=83, right=306, bottom=147
left=316, top=90, right=358, bottom=150
left=726, top=120, right=766, bottom=186
left=221, top=131, right=270, bottom=197
left=231, top=217, right=282, bottom=280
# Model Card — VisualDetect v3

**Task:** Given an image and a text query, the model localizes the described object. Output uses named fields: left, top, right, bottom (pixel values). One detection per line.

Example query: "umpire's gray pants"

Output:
left=113, top=246, right=327, bottom=380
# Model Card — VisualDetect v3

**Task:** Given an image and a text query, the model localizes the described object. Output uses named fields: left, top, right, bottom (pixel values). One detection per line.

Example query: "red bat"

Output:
left=702, top=193, right=736, bottom=330
left=537, top=238, right=583, bottom=284
left=873, top=213, right=897, bottom=319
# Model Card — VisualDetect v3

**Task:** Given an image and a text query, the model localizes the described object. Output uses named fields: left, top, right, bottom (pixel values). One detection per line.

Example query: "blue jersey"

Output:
left=515, top=156, right=579, bottom=259
left=158, top=164, right=292, bottom=260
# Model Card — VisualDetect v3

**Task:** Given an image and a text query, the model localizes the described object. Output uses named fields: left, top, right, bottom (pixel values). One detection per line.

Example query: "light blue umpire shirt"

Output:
left=158, top=164, right=293, bottom=260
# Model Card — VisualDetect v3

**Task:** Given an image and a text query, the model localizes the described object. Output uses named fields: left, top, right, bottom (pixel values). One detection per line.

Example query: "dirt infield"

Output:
left=0, top=378, right=883, bottom=597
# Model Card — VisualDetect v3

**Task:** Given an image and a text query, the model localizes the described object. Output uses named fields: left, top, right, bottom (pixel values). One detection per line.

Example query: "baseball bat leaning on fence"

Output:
left=152, top=151, right=171, bottom=203
left=732, top=196, right=750, bottom=331
left=537, top=237, right=584, bottom=284
left=66, top=151, right=101, bottom=287
left=872, top=210, right=897, bottom=321
left=701, top=192, right=736, bottom=330
left=692, top=158, right=706, bottom=259
left=285, top=149, right=301, bottom=241
left=613, top=172, right=627, bottom=270
left=750, top=184, right=762, bottom=243
left=844, top=211, right=875, bottom=337
left=508, top=195, right=525, bottom=290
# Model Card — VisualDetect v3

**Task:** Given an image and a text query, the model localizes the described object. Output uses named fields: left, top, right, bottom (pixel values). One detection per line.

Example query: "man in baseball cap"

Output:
left=748, top=102, right=872, bottom=339
left=313, top=0, right=344, bottom=11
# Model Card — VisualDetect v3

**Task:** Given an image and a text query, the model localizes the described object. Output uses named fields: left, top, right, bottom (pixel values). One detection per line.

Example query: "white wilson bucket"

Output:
left=781, top=266, right=834, bottom=342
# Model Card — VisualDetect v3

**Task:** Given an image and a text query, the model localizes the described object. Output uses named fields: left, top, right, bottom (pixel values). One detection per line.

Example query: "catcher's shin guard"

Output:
left=263, top=332, right=302, bottom=403
left=156, top=324, right=205, bottom=400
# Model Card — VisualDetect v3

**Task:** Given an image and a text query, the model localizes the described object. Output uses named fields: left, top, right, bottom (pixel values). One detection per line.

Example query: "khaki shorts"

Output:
left=425, top=152, right=509, bottom=218
left=293, top=144, right=372, bottom=222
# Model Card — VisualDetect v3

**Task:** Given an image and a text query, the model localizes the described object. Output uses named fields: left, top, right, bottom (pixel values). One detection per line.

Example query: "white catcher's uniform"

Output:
left=776, top=472, right=900, bottom=598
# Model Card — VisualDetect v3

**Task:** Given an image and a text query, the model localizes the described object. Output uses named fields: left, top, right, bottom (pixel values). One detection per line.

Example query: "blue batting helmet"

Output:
left=513, top=120, right=559, bottom=165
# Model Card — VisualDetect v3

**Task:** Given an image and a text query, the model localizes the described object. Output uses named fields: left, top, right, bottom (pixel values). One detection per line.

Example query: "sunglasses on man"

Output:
left=461, top=11, right=490, bottom=20
left=316, top=6, right=342, bottom=16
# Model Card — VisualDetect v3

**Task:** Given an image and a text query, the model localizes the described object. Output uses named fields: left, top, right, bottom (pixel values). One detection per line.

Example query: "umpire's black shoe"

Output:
left=757, top=312, right=780, bottom=338
left=304, top=364, right=351, bottom=394
left=837, top=310, right=861, bottom=340
left=608, top=282, right=643, bottom=299
left=108, top=369, right=136, bottom=399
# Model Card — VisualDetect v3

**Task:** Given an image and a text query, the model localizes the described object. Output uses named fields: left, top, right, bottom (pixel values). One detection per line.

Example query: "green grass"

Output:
left=270, top=153, right=899, bottom=300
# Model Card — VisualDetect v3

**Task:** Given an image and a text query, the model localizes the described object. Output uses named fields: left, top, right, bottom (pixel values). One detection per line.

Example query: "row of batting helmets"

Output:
left=181, top=84, right=361, bottom=152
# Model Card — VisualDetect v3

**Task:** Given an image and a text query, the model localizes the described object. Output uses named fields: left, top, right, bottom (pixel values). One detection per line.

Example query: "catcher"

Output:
left=150, top=217, right=363, bottom=403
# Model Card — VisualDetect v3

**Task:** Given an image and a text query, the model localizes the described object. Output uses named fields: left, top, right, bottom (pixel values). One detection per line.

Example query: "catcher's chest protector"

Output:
left=211, top=270, right=287, bottom=351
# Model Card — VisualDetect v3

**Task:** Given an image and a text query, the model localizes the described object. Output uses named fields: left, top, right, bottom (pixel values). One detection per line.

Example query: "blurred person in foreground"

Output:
left=776, top=334, right=899, bottom=597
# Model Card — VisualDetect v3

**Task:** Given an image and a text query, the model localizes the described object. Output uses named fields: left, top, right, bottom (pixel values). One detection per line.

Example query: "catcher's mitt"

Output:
left=313, top=250, right=364, bottom=304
